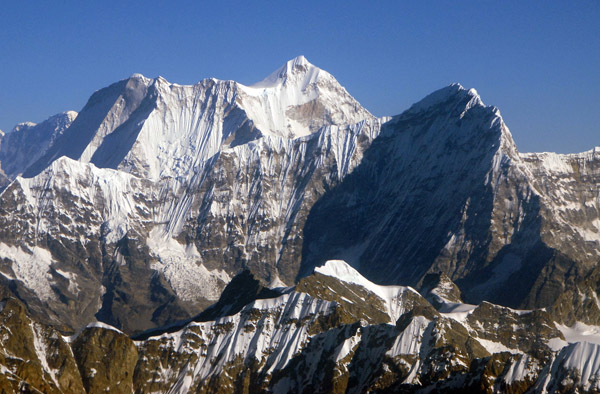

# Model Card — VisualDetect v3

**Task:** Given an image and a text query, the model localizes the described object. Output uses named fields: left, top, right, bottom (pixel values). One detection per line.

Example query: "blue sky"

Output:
left=1, top=1, right=598, bottom=153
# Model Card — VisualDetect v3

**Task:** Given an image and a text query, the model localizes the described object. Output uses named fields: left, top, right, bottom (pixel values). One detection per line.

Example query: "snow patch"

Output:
left=147, top=227, right=230, bottom=302
left=67, top=321, right=125, bottom=342
left=0, top=243, right=54, bottom=301
left=438, top=302, right=477, bottom=323
left=476, top=338, right=521, bottom=355
left=557, top=322, right=600, bottom=346
left=86, top=321, right=124, bottom=333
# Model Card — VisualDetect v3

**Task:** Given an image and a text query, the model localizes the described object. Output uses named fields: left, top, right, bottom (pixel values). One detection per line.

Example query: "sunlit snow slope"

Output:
left=0, top=57, right=380, bottom=333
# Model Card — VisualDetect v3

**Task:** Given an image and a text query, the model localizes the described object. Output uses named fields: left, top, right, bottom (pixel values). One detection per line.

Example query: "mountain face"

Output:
left=299, top=84, right=600, bottom=310
left=0, top=56, right=382, bottom=333
left=1, top=56, right=600, bottom=392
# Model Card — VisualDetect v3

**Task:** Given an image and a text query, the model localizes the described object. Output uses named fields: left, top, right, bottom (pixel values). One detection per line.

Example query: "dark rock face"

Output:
left=299, top=85, right=600, bottom=312
left=300, top=87, right=522, bottom=288
left=0, top=295, right=85, bottom=393
left=71, top=327, right=138, bottom=393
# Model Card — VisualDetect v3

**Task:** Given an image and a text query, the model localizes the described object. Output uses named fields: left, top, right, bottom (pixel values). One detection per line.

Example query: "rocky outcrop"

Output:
left=0, top=294, right=84, bottom=393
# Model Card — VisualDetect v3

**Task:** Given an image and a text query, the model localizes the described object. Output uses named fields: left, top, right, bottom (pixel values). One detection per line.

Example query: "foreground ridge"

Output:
left=1, top=260, right=600, bottom=393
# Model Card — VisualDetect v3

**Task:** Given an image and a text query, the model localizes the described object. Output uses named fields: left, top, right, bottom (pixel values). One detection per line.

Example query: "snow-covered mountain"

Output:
left=0, top=56, right=381, bottom=333
left=0, top=56, right=599, bottom=392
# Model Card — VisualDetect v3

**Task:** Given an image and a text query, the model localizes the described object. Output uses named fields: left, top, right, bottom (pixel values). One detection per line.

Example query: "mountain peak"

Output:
left=129, top=72, right=152, bottom=82
left=406, top=83, right=484, bottom=115
left=251, top=55, right=322, bottom=89
left=287, top=54, right=310, bottom=67
left=47, top=110, right=78, bottom=125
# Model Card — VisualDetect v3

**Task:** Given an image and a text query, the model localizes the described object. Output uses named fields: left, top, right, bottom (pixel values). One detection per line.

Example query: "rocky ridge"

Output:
left=1, top=260, right=600, bottom=393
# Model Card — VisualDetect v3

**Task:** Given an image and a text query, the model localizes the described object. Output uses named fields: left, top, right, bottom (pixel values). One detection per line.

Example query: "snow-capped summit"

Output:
left=315, top=260, right=393, bottom=296
left=129, top=72, right=152, bottom=83
left=21, top=56, right=373, bottom=180
left=404, top=83, right=484, bottom=115
left=240, top=55, right=372, bottom=138
left=250, top=55, right=320, bottom=89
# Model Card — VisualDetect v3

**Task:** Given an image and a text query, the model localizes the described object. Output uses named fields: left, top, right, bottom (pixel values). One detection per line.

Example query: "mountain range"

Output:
left=0, top=56, right=599, bottom=393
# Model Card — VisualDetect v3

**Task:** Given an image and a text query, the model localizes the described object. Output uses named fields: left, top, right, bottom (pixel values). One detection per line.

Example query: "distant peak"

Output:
left=251, top=55, right=322, bottom=88
left=48, top=110, right=78, bottom=122
left=8, top=111, right=77, bottom=136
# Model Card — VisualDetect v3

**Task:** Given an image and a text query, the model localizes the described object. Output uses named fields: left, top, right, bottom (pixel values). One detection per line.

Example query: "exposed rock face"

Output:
left=1, top=260, right=599, bottom=393
left=420, top=272, right=464, bottom=306
left=71, top=326, right=138, bottom=393
left=0, top=293, right=84, bottom=393
left=299, top=85, right=600, bottom=311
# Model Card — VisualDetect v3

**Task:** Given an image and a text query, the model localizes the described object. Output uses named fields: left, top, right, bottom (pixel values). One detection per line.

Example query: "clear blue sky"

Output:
left=1, top=1, right=598, bottom=153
